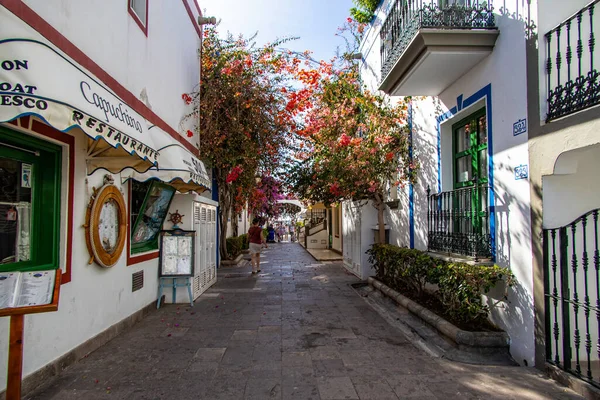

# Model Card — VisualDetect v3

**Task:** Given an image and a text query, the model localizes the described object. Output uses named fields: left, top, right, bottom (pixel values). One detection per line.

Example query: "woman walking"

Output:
left=248, top=218, right=266, bottom=274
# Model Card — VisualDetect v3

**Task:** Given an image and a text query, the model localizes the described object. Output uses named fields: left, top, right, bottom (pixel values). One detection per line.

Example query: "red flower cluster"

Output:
left=186, top=130, right=194, bottom=138
left=181, top=93, right=192, bottom=105
left=338, top=133, right=351, bottom=147
left=329, top=181, right=342, bottom=196
left=225, top=166, right=243, bottom=184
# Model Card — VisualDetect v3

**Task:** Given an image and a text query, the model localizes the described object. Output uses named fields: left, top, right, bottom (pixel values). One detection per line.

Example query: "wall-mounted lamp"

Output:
left=198, top=16, right=217, bottom=25
left=348, top=52, right=363, bottom=60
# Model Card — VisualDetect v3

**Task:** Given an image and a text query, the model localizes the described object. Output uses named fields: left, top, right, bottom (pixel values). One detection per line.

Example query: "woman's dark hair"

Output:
left=252, top=217, right=259, bottom=225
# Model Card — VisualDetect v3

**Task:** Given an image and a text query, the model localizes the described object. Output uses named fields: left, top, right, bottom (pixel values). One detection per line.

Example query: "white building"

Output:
left=355, top=0, right=535, bottom=368
left=0, top=0, right=217, bottom=395
left=354, top=0, right=600, bottom=395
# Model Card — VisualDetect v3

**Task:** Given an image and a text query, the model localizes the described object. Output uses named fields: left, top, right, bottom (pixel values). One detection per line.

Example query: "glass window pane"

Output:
left=0, top=158, right=32, bottom=264
left=131, top=180, right=151, bottom=229
left=455, top=125, right=470, bottom=152
left=478, top=116, right=487, bottom=144
left=478, top=149, right=488, bottom=180
left=456, top=155, right=471, bottom=183
left=131, top=0, right=147, bottom=25
left=131, top=182, right=175, bottom=247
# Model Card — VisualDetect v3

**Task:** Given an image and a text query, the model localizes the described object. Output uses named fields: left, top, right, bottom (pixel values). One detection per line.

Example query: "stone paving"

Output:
left=27, top=243, right=585, bottom=399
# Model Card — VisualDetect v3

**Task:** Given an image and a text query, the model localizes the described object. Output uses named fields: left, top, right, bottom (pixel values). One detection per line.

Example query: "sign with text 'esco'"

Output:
left=0, top=39, right=158, bottom=164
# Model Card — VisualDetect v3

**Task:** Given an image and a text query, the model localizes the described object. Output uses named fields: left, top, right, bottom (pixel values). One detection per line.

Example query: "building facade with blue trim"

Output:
left=350, top=0, right=536, bottom=367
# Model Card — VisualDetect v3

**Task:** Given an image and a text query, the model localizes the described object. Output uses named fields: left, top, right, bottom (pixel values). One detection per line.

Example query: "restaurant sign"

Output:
left=0, top=39, right=158, bottom=163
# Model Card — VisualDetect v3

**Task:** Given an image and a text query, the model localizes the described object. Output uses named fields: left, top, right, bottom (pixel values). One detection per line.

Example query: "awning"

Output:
left=0, top=32, right=158, bottom=173
left=122, top=127, right=211, bottom=194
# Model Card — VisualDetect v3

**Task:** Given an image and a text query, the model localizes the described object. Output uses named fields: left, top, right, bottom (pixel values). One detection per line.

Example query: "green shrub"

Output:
left=238, top=233, right=249, bottom=250
left=368, top=245, right=437, bottom=297
left=226, top=236, right=243, bottom=259
left=434, top=262, right=514, bottom=324
left=367, top=244, right=514, bottom=326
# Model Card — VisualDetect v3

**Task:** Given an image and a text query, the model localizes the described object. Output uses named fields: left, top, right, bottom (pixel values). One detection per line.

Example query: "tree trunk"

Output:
left=231, top=208, right=239, bottom=237
left=217, top=171, right=232, bottom=260
left=374, top=192, right=386, bottom=244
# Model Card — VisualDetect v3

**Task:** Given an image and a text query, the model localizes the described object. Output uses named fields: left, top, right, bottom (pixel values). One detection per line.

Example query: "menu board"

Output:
left=0, top=270, right=55, bottom=309
left=159, top=230, right=195, bottom=277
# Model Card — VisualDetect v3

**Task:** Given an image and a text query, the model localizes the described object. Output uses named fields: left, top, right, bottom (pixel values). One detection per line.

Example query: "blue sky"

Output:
left=198, top=0, right=355, bottom=63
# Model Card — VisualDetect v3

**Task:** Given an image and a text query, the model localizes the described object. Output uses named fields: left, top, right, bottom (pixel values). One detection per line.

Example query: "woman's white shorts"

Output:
left=249, top=243, right=262, bottom=254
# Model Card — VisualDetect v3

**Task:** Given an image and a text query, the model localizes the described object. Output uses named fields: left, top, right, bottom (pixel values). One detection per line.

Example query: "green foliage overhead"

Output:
left=350, top=0, right=380, bottom=24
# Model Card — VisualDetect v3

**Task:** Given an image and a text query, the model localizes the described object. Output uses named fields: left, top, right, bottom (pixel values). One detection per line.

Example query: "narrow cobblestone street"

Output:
left=28, top=243, right=583, bottom=400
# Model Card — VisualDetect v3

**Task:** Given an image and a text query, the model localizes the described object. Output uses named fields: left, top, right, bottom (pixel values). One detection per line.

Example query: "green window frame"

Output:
left=130, top=180, right=175, bottom=254
left=452, top=108, right=488, bottom=189
left=451, top=108, right=488, bottom=234
left=0, top=126, right=62, bottom=272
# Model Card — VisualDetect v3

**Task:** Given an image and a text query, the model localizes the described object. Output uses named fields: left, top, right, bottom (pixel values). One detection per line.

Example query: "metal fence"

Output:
left=544, top=208, right=600, bottom=388
left=545, top=0, right=600, bottom=121
left=426, top=185, right=492, bottom=260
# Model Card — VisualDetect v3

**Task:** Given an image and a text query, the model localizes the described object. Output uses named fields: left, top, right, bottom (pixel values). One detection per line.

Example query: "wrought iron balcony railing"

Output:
left=380, top=0, right=496, bottom=84
left=545, top=0, right=600, bottom=122
left=426, top=185, right=492, bottom=260
left=543, top=208, right=600, bottom=388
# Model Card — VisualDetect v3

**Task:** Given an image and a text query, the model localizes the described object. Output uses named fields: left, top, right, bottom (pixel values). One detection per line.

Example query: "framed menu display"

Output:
left=0, top=269, right=61, bottom=400
left=159, top=230, right=195, bottom=277
left=0, top=270, right=56, bottom=309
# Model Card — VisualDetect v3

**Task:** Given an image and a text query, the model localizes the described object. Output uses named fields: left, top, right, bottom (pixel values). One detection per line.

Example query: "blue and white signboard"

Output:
left=515, top=164, right=528, bottom=180
left=513, top=119, right=527, bottom=136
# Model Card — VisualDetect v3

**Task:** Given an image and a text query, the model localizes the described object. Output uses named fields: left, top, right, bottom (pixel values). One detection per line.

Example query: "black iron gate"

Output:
left=544, top=209, right=600, bottom=388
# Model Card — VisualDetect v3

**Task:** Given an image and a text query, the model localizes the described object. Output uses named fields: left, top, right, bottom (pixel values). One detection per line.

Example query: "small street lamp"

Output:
left=198, top=16, right=217, bottom=25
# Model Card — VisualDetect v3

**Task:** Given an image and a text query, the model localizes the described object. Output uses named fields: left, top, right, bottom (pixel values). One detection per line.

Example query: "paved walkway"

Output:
left=28, top=243, right=584, bottom=399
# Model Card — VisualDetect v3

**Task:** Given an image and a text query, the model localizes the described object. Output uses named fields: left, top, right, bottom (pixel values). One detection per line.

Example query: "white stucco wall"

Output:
left=358, top=0, right=536, bottom=365
left=332, top=205, right=343, bottom=252
left=306, top=229, right=329, bottom=249
left=20, top=0, right=202, bottom=148
left=225, top=208, right=249, bottom=238
left=342, top=200, right=378, bottom=280
left=542, top=144, right=600, bottom=229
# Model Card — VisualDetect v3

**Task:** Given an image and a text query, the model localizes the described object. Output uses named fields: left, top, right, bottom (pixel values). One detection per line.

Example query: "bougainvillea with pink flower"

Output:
left=182, top=26, right=309, bottom=258
left=286, top=19, right=415, bottom=243
left=248, top=175, right=286, bottom=218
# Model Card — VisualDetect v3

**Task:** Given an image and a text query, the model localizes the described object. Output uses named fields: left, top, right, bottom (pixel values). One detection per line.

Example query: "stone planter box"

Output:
left=220, top=253, right=243, bottom=266
left=367, top=276, right=514, bottom=362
